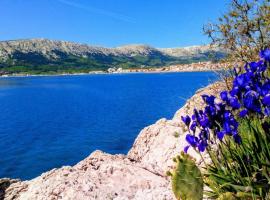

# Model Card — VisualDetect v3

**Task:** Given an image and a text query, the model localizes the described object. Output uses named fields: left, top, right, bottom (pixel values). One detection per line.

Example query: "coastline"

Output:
left=0, top=69, right=220, bottom=78
left=0, top=61, right=226, bottom=78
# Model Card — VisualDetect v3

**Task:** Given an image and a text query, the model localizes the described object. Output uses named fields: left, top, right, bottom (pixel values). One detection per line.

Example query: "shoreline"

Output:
left=0, top=61, right=226, bottom=78
left=0, top=69, right=221, bottom=78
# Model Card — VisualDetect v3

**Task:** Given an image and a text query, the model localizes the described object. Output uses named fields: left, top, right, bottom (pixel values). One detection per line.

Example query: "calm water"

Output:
left=0, top=72, right=217, bottom=180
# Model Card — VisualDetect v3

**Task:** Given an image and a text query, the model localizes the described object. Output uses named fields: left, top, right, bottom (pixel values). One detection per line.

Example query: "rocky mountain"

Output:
left=0, top=39, right=225, bottom=74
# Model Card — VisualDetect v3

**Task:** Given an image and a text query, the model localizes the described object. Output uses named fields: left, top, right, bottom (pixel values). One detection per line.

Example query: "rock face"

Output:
left=1, top=82, right=226, bottom=200
left=3, top=152, right=173, bottom=200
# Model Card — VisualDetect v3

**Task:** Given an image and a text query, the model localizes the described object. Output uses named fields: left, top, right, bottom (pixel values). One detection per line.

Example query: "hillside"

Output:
left=0, top=39, right=225, bottom=74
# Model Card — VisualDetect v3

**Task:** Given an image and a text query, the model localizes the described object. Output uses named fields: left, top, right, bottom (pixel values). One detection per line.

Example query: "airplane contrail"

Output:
left=56, top=0, right=135, bottom=23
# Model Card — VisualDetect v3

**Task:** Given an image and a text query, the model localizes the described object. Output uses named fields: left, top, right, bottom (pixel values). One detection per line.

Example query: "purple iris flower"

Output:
left=259, top=62, right=267, bottom=72
left=205, top=105, right=216, bottom=117
left=182, top=50, right=270, bottom=153
left=199, top=129, right=209, bottom=140
left=245, top=85, right=251, bottom=91
left=202, top=95, right=215, bottom=106
left=230, top=87, right=240, bottom=97
left=262, top=93, right=270, bottom=106
left=254, top=60, right=265, bottom=72
left=249, top=61, right=260, bottom=72
left=185, top=134, right=198, bottom=147
left=234, top=74, right=248, bottom=88
left=184, top=145, right=190, bottom=153
left=243, top=91, right=261, bottom=112
left=220, top=91, right=228, bottom=101
left=261, top=81, right=270, bottom=96
left=217, top=131, right=225, bottom=140
left=198, top=140, right=208, bottom=152
left=230, top=118, right=239, bottom=130
left=239, top=109, right=248, bottom=118
left=181, top=115, right=191, bottom=126
left=190, top=121, right=197, bottom=132
left=199, top=115, right=210, bottom=128
left=216, top=103, right=225, bottom=112
left=224, top=111, right=231, bottom=120
left=229, top=97, right=241, bottom=109
left=260, top=49, right=270, bottom=61
left=223, top=121, right=232, bottom=134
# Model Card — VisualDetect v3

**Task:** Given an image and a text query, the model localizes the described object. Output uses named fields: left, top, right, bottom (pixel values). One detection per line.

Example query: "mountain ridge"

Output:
left=0, top=38, right=225, bottom=74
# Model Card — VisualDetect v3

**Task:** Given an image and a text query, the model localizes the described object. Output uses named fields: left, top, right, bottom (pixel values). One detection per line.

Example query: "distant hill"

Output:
left=0, top=39, right=226, bottom=74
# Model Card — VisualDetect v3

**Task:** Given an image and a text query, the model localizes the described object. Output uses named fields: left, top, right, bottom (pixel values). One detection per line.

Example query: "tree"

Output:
left=204, top=0, right=270, bottom=62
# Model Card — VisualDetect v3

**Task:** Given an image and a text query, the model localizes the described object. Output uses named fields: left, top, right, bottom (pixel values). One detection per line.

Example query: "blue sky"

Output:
left=0, top=0, right=230, bottom=47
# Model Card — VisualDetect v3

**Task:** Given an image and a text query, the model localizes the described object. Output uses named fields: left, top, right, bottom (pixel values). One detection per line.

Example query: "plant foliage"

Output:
left=204, top=0, right=270, bottom=62
left=181, top=49, right=270, bottom=199
left=167, top=152, right=203, bottom=200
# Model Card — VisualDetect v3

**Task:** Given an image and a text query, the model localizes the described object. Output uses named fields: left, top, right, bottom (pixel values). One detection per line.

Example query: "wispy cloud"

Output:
left=56, top=0, right=135, bottom=23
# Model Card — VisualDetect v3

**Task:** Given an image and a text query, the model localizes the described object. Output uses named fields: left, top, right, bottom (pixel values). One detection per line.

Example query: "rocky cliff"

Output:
left=0, top=81, right=226, bottom=200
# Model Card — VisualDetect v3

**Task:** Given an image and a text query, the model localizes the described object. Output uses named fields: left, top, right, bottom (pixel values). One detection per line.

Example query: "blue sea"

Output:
left=0, top=72, right=217, bottom=180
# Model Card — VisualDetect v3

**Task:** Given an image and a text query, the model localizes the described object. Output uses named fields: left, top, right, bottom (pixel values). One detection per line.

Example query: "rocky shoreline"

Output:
left=0, top=81, right=226, bottom=200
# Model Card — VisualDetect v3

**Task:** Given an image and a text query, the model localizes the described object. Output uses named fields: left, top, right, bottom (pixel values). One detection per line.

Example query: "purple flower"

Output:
left=263, top=93, right=270, bottom=106
left=181, top=115, right=191, bottom=126
left=182, top=51, right=270, bottom=155
left=249, top=61, right=260, bottom=72
left=234, top=74, right=248, bottom=88
left=185, top=134, right=198, bottom=147
left=259, top=62, right=267, bottom=72
left=199, top=129, right=209, bottom=140
left=198, top=141, right=208, bottom=152
left=217, top=131, right=225, bottom=140
left=261, top=81, right=270, bottom=96
left=224, top=111, right=231, bottom=120
left=184, top=145, right=190, bottom=153
left=230, top=87, right=239, bottom=97
left=220, top=91, right=228, bottom=101
left=239, top=109, right=248, bottom=118
left=205, top=105, right=216, bottom=117
left=202, top=95, right=215, bottom=106
left=223, top=121, right=232, bottom=134
left=229, top=97, right=241, bottom=109
left=199, top=115, right=210, bottom=128
left=190, top=121, right=197, bottom=132
left=230, top=118, right=239, bottom=130
left=243, top=91, right=261, bottom=112
left=260, top=49, right=270, bottom=61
